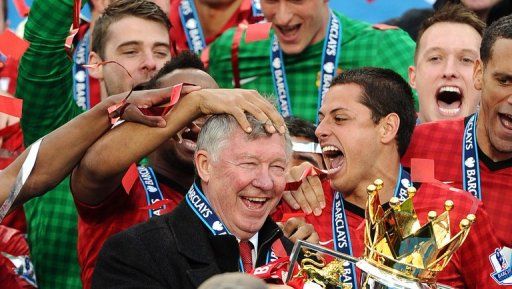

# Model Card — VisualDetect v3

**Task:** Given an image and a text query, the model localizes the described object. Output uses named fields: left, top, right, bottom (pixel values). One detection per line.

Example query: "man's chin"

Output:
left=279, top=42, right=307, bottom=55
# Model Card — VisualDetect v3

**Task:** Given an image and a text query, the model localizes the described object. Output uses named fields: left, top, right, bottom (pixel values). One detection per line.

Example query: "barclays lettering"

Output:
left=181, top=0, right=192, bottom=14
left=326, top=18, right=340, bottom=56
left=188, top=189, right=213, bottom=218
left=138, top=167, right=155, bottom=186
left=342, top=263, right=354, bottom=286
left=321, top=73, right=333, bottom=99
left=466, top=170, right=477, bottom=193
left=465, top=121, right=474, bottom=150
left=334, top=203, right=348, bottom=249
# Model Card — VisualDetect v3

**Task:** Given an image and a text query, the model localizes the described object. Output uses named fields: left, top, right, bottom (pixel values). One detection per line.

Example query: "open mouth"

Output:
left=241, top=196, right=268, bottom=210
left=179, top=125, right=199, bottom=151
left=322, top=145, right=344, bottom=175
left=436, top=86, right=463, bottom=117
left=275, top=23, right=301, bottom=42
left=498, top=113, right=512, bottom=131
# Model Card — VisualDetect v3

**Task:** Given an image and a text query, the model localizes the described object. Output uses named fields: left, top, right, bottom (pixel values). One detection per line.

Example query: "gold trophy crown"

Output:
left=363, top=179, right=475, bottom=284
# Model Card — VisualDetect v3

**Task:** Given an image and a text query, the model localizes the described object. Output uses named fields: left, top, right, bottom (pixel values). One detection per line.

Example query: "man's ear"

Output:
left=408, top=65, right=417, bottom=89
left=88, top=51, right=104, bottom=80
left=195, top=150, right=212, bottom=183
left=380, top=113, right=400, bottom=145
left=474, top=59, right=483, bottom=91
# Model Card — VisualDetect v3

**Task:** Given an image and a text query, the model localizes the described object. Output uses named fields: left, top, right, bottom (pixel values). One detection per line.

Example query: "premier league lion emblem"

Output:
left=490, top=247, right=512, bottom=285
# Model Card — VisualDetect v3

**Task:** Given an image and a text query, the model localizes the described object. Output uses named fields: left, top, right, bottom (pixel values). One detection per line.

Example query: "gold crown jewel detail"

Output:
left=364, top=180, right=475, bottom=283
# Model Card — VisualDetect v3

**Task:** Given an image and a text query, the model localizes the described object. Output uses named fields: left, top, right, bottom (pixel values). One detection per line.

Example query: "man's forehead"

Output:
left=320, top=84, right=363, bottom=112
left=105, top=16, right=169, bottom=45
left=418, top=22, right=481, bottom=52
left=485, top=38, right=512, bottom=70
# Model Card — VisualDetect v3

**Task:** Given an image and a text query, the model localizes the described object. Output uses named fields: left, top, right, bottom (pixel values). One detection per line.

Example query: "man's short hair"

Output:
left=151, top=51, right=205, bottom=86
left=330, top=67, right=416, bottom=157
left=197, top=113, right=292, bottom=161
left=91, top=0, right=171, bottom=58
left=481, top=14, right=512, bottom=65
left=415, top=4, right=485, bottom=61
left=1, top=0, right=6, bottom=24
left=284, top=116, right=318, bottom=143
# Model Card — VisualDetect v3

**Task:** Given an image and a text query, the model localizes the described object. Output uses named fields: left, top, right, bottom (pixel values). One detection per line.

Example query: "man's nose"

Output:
left=252, top=166, right=274, bottom=191
left=315, top=118, right=330, bottom=140
left=274, top=2, right=293, bottom=26
left=442, top=57, right=460, bottom=79
left=141, top=51, right=157, bottom=72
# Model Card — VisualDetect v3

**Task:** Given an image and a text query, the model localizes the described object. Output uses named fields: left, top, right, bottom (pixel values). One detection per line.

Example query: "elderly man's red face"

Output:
left=199, top=128, right=287, bottom=240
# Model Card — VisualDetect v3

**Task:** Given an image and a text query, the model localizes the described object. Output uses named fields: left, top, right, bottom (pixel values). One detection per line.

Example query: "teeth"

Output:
left=322, top=145, right=340, bottom=152
left=439, top=86, right=460, bottom=94
left=246, top=197, right=266, bottom=202
left=439, top=107, right=461, bottom=116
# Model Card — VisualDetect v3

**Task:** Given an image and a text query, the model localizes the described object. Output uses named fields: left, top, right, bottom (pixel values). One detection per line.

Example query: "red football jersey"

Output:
left=169, top=0, right=261, bottom=55
left=74, top=171, right=185, bottom=289
left=0, top=123, right=26, bottom=233
left=274, top=180, right=501, bottom=288
left=0, top=57, right=19, bottom=95
left=403, top=117, right=512, bottom=247
left=0, top=225, right=36, bottom=289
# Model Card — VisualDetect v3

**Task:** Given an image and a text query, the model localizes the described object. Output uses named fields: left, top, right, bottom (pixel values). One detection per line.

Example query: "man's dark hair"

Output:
left=415, top=4, right=485, bottom=61
left=2, top=0, right=7, bottom=24
left=330, top=67, right=416, bottom=156
left=152, top=51, right=205, bottom=82
left=284, top=116, right=318, bottom=143
left=91, top=0, right=171, bottom=58
left=135, top=51, right=205, bottom=90
left=480, top=14, right=512, bottom=65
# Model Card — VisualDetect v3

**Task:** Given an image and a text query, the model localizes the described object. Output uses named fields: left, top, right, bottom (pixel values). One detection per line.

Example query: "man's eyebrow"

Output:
left=318, top=107, right=349, bottom=118
left=116, top=41, right=141, bottom=49
left=492, top=71, right=512, bottom=80
left=153, top=42, right=170, bottom=49
left=116, top=41, right=170, bottom=50
left=459, top=48, right=479, bottom=55
left=422, top=47, right=444, bottom=54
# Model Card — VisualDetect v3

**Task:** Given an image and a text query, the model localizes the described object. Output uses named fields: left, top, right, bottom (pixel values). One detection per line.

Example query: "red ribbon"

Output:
left=140, top=199, right=174, bottom=215
left=64, top=0, right=83, bottom=57
left=0, top=95, right=22, bottom=118
left=12, top=0, right=30, bottom=17
left=284, top=166, right=328, bottom=191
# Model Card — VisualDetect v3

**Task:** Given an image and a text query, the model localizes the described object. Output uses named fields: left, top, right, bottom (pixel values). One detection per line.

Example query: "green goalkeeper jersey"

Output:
left=16, top=0, right=84, bottom=287
left=209, top=11, right=417, bottom=123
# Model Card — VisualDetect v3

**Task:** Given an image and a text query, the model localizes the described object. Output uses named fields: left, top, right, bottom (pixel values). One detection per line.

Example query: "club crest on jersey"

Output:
left=490, top=247, right=512, bottom=285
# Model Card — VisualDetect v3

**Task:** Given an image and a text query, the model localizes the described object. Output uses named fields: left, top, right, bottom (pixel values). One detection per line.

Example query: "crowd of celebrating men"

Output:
left=0, top=0, right=511, bottom=288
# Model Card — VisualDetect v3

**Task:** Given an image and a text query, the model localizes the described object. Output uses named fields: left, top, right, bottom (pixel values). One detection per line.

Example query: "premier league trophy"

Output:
left=286, top=180, right=475, bottom=289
